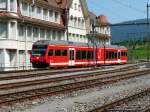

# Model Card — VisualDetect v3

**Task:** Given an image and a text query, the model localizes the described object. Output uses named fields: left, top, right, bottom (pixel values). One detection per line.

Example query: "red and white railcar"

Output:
left=30, top=40, right=127, bottom=68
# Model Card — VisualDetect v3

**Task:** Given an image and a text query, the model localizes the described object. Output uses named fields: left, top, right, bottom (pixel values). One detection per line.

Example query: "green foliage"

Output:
left=115, top=39, right=150, bottom=63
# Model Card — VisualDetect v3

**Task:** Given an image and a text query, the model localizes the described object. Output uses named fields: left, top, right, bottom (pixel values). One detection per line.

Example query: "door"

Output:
left=69, top=48, right=75, bottom=66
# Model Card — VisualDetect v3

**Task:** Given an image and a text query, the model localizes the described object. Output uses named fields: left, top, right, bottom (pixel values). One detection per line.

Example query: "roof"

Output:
left=97, top=15, right=110, bottom=25
left=89, top=11, right=97, bottom=20
left=34, top=40, right=126, bottom=49
left=24, top=0, right=60, bottom=9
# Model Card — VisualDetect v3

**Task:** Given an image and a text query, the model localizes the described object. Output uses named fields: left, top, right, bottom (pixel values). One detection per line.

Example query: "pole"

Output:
left=147, top=3, right=149, bottom=24
left=66, top=8, right=69, bottom=41
left=25, top=24, right=27, bottom=69
left=104, top=39, right=106, bottom=64
left=66, top=0, right=69, bottom=41
left=146, top=3, right=150, bottom=61
left=92, top=24, right=97, bottom=66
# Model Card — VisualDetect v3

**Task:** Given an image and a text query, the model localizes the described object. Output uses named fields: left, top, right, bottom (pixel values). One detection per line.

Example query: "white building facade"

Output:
left=0, top=0, right=66, bottom=70
left=67, top=0, right=89, bottom=43
left=0, top=0, right=111, bottom=71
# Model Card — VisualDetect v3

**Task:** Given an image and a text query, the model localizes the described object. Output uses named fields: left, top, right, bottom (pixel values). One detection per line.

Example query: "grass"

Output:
left=114, top=41, right=150, bottom=62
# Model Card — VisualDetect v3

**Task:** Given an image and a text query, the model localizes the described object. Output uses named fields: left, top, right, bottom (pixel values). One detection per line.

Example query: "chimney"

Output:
left=97, top=15, right=109, bottom=25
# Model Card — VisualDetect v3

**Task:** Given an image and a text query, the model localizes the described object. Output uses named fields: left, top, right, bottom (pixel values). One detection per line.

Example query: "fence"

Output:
left=0, top=62, right=34, bottom=71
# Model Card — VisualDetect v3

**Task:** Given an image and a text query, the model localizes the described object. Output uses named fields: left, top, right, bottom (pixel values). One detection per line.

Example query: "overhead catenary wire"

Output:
left=111, top=0, right=146, bottom=14
left=87, top=0, right=132, bottom=23
left=88, top=0, right=134, bottom=23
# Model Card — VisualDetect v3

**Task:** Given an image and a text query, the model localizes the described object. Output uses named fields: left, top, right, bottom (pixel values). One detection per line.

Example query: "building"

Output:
left=111, top=18, right=150, bottom=43
left=88, top=12, right=111, bottom=46
left=0, top=0, right=66, bottom=70
left=56, top=0, right=90, bottom=43
left=0, top=0, right=111, bottom=71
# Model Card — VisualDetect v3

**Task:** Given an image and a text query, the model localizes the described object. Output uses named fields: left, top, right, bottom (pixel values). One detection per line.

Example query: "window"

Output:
left=74, top=3, right=77, bottom=10
left=32, top=45, right=47, bottom=50
left=82, top=50, right=86, bottom=59
left=118, top=52, right=120, bottom=59
left=10, top=22, right=15, bottom=39
left=10, top=0, right=15, bottom=12
left=27, top=26, right=32, bottom=38
left=62, top=50, right=67, bottom=56
left=33, top=27, right=39, bottom=39
left=40, top=29, right=45, bottom=39
left=55, top=50, right=61, bottom=56
left=87, top=51, right=91, bottom=59
left=48, top=49, right=53, bottom=56
left=87, top=51, right=94, bottom=60
left=22, top=2, right=28, bottom=16
left=106, top=52, right=109, bottom=59
left=18, top=24, right=24, bottom=38
left=37, top=7, right=41, bottom=19
left=49, top=10, right=53, bottom=22
left=52, top=30, right=56, bottom=40
left=54, top=12, right=59, bottom=23
left=78, top=5, right=81, bottom=11
left=74, top=18, right=77, bottom=27
left=115, top=52, right=117, bottom=58
left=76, top=50, right=81, bottom=60
left=0, top=22, right=7, bottom=38
left=43, top=9, right=48, bottom=20
left=29, top=5, right=35, bottom=17
left=112, top=52, right=115, bottom=59
left=0, top=0, right=6, bottom=9
left=46, top=30, right=51, bottom=40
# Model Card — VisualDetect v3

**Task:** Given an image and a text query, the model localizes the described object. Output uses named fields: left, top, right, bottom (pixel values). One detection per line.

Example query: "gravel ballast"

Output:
left=0, top=72, right=150, bottom=112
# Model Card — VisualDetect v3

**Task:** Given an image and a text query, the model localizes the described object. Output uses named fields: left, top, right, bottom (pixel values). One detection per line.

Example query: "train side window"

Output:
left=118, top=52, right=120, bottom=59
left=91, top=51, right=94, bottom=59
left=76, top=50, right=81, bottom=60
left=55, top=49, right=61, bottom=56
left=48, top=49, right=53, bottom=56
left=106, top=52, right=109, bottom=59
left=125, top=52, right=127, bottom=56
left=62, top=50, right=67, bottom=56
left=109, top=52, right=111, bottom=59
left=87, top=51, right=91, bottom=60
left=82, top=50, right=87, bottom=59
left=121, top=52, right=123, bottom=56
left=112, top=52, right=115, bottom=59
left=115, top=52, right=117, bottom=58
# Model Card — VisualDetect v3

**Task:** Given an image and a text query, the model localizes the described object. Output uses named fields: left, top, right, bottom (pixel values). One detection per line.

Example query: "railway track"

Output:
left=0, top=67, right=149, bottom=106
left=89, top=88, right=150, bottom=112
left=0, top=64, right=139, bottom=81
left=0, top=64, right=141, bottom=91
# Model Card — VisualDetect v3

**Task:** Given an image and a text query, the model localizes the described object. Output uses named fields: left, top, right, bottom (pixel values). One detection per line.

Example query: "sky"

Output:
left=87, top=0, right=150, bottom=23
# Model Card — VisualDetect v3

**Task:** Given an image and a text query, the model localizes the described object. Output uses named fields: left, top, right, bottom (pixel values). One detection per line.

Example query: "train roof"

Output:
left=34, top=40, right=127, bottom=49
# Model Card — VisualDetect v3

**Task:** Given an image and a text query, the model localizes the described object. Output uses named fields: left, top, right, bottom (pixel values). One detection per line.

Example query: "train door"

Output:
left=69, top=48, right=75, bottom=66
left=118, top=50, right=121, bottom=63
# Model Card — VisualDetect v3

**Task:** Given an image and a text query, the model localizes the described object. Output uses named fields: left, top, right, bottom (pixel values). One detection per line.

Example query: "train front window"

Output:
left=32, top=45, right=47, bottom=56
left=32, top=50, right=46, bottom=56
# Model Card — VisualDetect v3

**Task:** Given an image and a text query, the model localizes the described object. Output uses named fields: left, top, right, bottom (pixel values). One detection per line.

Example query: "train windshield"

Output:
left=32, top=50, right=46, bottom=56
left=32, top=45, right=47, bottom=56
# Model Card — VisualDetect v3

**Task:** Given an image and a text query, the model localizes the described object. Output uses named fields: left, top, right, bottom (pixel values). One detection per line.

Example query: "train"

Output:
left=30, top=40, right=127, bottom=68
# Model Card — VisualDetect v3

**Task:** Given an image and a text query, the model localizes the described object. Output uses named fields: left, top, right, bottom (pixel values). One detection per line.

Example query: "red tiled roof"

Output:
left=97, top=15, right=110, bottom=25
